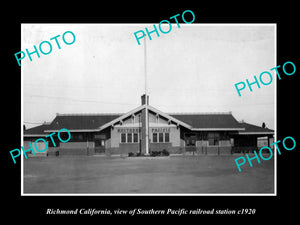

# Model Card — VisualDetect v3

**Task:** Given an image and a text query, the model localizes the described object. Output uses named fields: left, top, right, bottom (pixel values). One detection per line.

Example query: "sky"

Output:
left=22, top=24, right=275, bottom=130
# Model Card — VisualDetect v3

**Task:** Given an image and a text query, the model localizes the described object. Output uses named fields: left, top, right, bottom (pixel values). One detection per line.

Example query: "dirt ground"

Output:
left=23, top=155, right=274, bottom=194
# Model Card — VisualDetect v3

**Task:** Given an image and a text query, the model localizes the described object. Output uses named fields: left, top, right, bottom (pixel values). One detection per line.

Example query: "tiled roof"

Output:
left=24, top=113, right=274, bottom=135
left=238, top=122, right=274, bottom=134
left=24, top=124, right=50, bottom=136
left=170, top=113, right=243, bottom=129
left=46, top=114, right=122, bottom=131
left=24, top=111, right=247, bottom=135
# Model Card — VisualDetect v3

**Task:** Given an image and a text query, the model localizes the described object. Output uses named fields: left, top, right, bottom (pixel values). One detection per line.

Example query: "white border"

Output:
left=21, top=23, right=277, bottom=196
left=274, top=24, right=277, bottom=196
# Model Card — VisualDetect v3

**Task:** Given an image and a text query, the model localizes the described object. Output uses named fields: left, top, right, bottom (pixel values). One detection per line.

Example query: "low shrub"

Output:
left=137, top=152, right=144, bottom=156
left=162, top=149, right=170, bottom=156
left=128, top=152, right=135, bottom=157
left=128, top=152, right=144, bottom=157
left=150, top=149, right=170, bottom=157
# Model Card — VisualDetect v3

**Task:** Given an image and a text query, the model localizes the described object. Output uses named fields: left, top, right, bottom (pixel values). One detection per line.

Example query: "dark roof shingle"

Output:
left=24, top=124, right=50, bottom=136
left=24, top=111, right=273, bottom=135
left=170, top=113, right=242, bottom=129
left=239, top=122, right=274, bottom=133
left=47, top=114, right=122, bottom=131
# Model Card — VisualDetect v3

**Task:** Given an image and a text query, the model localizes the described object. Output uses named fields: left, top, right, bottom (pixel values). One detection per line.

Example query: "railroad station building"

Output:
left=24, top=95, right=274, bottom=156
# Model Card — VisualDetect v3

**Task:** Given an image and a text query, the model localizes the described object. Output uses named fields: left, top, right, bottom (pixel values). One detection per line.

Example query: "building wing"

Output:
left=44, top=113, right=122, bottom=132
left=23, top=124, right=51, bottom=137
left=238, top=122, right=274, bottom=135
left=171, top=113, right=244, bottom=131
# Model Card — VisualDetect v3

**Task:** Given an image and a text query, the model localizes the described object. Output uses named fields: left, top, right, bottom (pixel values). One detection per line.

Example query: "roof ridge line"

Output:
left=56, top=113, right=124, bottom=116
left=168, top=111, right=232, bottom=115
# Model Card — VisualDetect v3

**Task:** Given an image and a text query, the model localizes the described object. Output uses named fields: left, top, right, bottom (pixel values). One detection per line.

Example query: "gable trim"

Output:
left=147, top=105, right=192, bottom=129
left=98, top=105, right=145, bottom=131
left=98, top=104, right=193, bottom=131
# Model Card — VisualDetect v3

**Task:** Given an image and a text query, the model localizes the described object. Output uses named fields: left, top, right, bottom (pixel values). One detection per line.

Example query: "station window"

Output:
left=100, top=140, right=105, bottom=146
left=159, top=133, right=164, bottom=143
left=208, top=132, right=219, bottom=146
left=78, top=134, right=84, bottom=141
left=165, top=133, right=170, bottom=142
left=121, top=133, right=126, bottom=143
left=127, top=133, right=132, bottom=143
left=152, top=132, right=170, bottom=143
left=120, top=133, right=139, bottom=143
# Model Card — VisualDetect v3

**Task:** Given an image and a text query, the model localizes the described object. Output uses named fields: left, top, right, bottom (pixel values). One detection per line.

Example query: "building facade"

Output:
left=24, top=95, right=274, bottom=156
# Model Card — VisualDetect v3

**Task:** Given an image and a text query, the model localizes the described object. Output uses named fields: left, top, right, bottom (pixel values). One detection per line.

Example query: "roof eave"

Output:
left=238, top=131, right=274, bottom=135
left=191, top=128, right=245, bottom=131
left=44, top=129, right=100, bottom=133
left=23, top=134, right=47, bottom=137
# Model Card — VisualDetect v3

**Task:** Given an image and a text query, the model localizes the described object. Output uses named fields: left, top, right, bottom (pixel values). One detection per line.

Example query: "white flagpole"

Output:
left=144, top=37, right=149, bottom=155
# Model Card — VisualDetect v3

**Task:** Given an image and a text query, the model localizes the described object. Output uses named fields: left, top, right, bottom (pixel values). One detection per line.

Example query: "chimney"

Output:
left=141, top=94, right=149, bottom=105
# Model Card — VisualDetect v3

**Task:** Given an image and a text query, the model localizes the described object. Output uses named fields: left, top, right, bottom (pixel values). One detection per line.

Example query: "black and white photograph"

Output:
left=21, top=24, right=276, bottom=195
left=4, top=4, right=298, bottom=221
